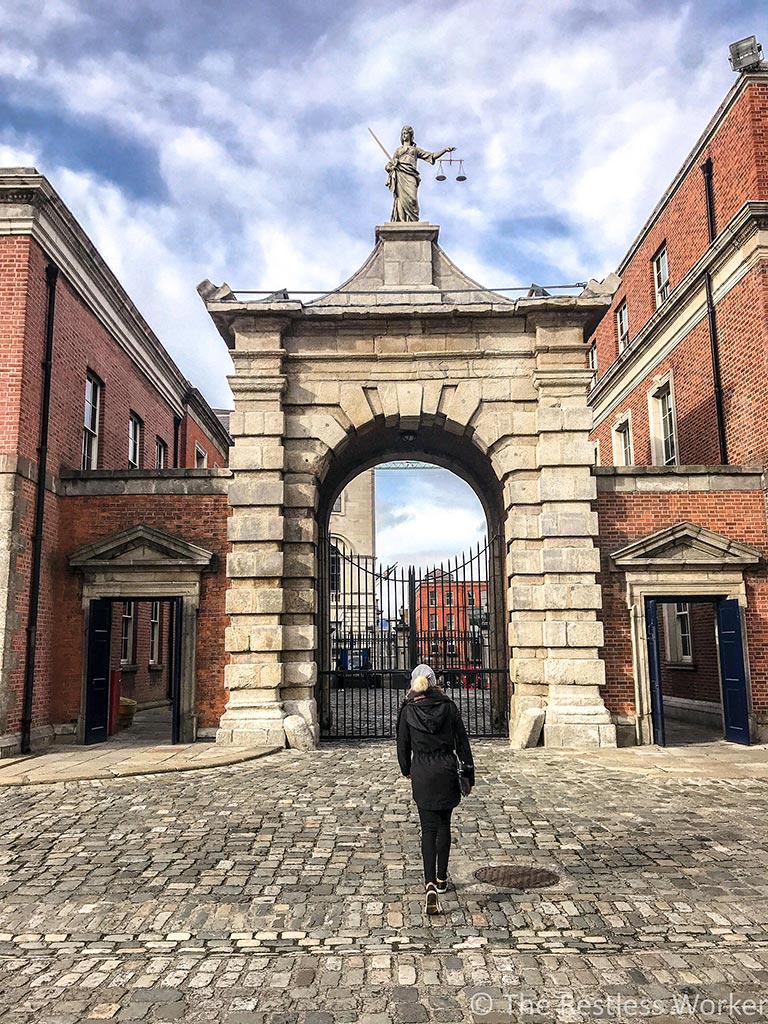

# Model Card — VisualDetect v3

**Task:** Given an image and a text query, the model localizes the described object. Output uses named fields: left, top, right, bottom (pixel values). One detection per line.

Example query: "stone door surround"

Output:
left=612, top=521, right=761, bottom=745
left=69, top=525, right=214, bottom=744
left=200, top=221, right=619, bottom=750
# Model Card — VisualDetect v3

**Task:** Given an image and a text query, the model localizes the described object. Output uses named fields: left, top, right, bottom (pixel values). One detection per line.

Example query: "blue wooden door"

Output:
left=717, top=598, right=751, bottom=744
left=84, top=599, right=111, bottom=745
left=645, top=598, right=666, bottom=746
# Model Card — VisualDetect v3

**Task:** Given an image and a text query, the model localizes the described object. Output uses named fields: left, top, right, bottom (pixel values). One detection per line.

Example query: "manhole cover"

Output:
left=474, top=864, right=559, bottom=890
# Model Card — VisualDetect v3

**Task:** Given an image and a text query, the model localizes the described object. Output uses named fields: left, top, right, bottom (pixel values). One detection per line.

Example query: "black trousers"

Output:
left=417, top=806, right=453, bottom=884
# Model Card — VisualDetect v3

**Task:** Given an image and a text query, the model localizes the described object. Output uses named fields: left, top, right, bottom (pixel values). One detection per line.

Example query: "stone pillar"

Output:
left=218, top=317, right=289, bottom=748
left=509, top=316, right=616, bottom=748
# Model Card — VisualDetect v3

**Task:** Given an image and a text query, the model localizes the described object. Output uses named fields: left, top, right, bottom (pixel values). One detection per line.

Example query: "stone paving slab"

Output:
left=0, top=743, right=282, bottom=785
left=0, top=740, right=766, bottom=1020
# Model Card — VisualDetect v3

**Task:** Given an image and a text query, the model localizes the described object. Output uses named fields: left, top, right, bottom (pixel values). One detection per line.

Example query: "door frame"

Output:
left=625, top=573, right=753, bottom=745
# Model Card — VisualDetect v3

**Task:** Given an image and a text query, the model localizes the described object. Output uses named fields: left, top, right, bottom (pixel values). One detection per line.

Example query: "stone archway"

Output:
left=200, top=221, right=618, bottom=750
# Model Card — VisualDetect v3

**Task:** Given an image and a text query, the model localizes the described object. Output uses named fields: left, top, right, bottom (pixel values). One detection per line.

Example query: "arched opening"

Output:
left=315, top=424, right=508, bottom=740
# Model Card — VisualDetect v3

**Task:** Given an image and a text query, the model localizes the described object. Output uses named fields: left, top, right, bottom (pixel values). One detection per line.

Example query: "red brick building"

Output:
left=588, top=61, right=768, bottom=746
left=0, top=169, right=231, bottom=755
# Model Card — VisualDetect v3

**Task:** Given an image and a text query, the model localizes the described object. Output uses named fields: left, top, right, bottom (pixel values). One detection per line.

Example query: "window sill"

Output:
left=148, top=663, right=165, bottom=672
left=120, top=663, right=138, bottom=673
left=664, top=661, right=696, bottom=671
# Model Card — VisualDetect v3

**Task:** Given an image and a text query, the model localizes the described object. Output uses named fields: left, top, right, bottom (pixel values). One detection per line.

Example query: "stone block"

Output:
left=226, top=588, right=285, bottom=615
left=227, top=550, right=284, bottom=579
left=543, top=659, right=606, bottom=686
left=249, top=625, right=284, bottom=652
left=283, top=661, right=318, bottom=686
left=283, top=625, right=316, bottom=651
left=283, top=714, right=317, bottom=750
left=227, top=514, right=285, bottom=543
left=566, top=620, right=604, bottom=647
left=541, top=546, right=601, bottom=574
left=509, top=707, right=545, bottom=749
left=228, top=479, right=284, bottom=507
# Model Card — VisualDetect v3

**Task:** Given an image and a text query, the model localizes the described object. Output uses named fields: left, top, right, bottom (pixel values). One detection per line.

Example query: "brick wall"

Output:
left=179, top=412, right=227, bottom=469
left=658, top=602, right=721, bottom=705
left=592, top=268, right=768, bottom=466
left=592, top=82, right=768, bottom=376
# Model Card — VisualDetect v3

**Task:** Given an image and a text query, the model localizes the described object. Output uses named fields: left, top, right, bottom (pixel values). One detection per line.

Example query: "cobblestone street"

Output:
left=0, top=740, right=767, bottom=1022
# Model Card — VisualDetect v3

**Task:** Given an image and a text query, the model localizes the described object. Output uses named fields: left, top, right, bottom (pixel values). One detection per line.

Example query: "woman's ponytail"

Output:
left=411, top=675, right=429, bottom=693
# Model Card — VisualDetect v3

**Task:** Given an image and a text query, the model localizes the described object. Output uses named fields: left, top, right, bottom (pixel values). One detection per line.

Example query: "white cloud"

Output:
left=0, top=0, right=753, bottom=405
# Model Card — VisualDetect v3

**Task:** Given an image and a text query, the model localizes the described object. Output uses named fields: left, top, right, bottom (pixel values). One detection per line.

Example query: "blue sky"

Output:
left=1, top=0, right=762, bottom=562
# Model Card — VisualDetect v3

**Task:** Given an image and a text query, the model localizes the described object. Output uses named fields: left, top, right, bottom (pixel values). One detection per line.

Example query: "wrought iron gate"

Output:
left=317, top=535, right=509, bottom=739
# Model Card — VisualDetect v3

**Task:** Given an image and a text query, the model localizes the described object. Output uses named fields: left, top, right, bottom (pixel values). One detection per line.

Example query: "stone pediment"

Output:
left=308, top=222, right=513, bottom=310
left=69, top=525, right=213, bottom=571
left=611, top=521, right=761, bottom=571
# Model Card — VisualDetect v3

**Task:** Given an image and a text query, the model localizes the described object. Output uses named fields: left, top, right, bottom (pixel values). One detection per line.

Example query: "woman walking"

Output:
left=396, top=664, right=474, bottom=915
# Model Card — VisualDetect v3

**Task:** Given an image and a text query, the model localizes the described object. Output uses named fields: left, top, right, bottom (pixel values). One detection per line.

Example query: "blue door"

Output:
left=84, top=599, right=111, bottom=745
left=717, top=598, right=751, bottom=744
left=645, top=598, right=666, bottom=746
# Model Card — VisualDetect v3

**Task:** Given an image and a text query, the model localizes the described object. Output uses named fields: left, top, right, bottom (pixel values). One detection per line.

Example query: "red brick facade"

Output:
left=0, top=172, right=231, bottom=752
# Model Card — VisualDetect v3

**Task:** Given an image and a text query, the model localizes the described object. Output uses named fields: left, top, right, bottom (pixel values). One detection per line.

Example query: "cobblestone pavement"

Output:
left=0, top=740, right=767, bottom=1021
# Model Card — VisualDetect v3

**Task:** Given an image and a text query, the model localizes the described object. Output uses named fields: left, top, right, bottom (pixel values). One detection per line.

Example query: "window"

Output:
left=332, top=494, right=343, bottom=514
left=194, top=444, right=208, bottom=468
left=467, top=590, right=475, bottom=607
left=649, top=376, right=678, bottom=466
left=428, top=613, right=437, bottom=630
left=155, top=438, right=167, bottom=469
left=616, top=299, right=629, bottom=350
left=427, top=590, right=436, bottom=607
left=128, top=413, right=142, bottom=469
left=664, top=602, right=693, bottom=664
left=445, top=613, right=455, bottom=630
left=652, top=244, right=670, bottom=306
left=445, top=592, right=454, bottom=606
left=588, top=342, right=597, bottom=372
left=149, top=601, right=161, bottom=665
left=120, top=601, right=135, bottom=664
left=81, top=373, right=101, bottom=470
left=611, top=415, right=633, bottom=466
left=329, top=544, right=341, bottom=595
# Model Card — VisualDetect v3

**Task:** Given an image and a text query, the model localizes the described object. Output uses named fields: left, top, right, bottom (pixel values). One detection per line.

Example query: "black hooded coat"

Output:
left=396, top=687, right=475, bottom=810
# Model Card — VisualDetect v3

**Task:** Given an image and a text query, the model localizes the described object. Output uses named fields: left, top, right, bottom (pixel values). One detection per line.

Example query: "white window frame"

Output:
left=128, top=413, right=142, bottom=469
left=648, top=373, right=678, bottom=467
left=149, top=600, right=161, bottom=665
left=663, top=601, right=694, bottom=665
left=616, top=299, right=629, bottom=351
left=82, top=372, right=101, bottom=470
left=611, top=412, right=634, bottom=466
left=120, top=600, right=135, bottom=665
left=652, top=244, right=670, bottom=307
left=155, top=437, right=167, bottom=469
left=194, top=443, right=208, bottom=469
left=332, top=493, right=343, bottom=514
left=588, top=342, right=597, bottom=371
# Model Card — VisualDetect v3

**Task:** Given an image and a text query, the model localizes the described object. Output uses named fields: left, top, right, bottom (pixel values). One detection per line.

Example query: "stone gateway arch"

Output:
left=199, top=222, right=618, bottom=750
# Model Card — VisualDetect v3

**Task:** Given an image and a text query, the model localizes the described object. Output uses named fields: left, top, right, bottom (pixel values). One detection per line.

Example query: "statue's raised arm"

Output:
left=386, top=125, right=455, bottom=222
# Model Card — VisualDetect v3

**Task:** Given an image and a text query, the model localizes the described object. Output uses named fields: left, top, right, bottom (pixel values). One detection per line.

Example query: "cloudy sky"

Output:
left=1, top=0, right=761, bottom=562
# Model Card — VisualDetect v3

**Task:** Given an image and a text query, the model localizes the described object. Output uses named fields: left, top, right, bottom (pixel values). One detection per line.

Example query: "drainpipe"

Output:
left=20, top=263, right=59, bottom=754
left=700, top=157, right=728, bottom=464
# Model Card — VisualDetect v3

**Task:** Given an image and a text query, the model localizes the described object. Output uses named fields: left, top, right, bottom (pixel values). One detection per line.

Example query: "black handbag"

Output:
left=455, top=752, right=472, bottom=797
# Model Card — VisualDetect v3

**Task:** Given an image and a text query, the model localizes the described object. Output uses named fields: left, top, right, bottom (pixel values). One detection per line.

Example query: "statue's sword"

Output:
left=368, top=127, right=392, bottom=162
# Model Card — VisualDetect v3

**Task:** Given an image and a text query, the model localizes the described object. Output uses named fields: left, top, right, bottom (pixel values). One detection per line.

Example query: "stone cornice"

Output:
left=589, top=201, right=768, bottom=419
left=593, top=464, right=765, bottom=493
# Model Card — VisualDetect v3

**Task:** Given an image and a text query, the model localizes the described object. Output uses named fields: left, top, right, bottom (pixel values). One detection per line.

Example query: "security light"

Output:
left=729, top=36, right=763, bottom=72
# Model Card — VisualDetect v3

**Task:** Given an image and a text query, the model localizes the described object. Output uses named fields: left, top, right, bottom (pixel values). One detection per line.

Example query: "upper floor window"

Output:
left=611, top=414, right=633, bottom=466
left=588, top=342, right=597, bottom=372
left=616, top=299, right=629, bottom=350
left=332, top=494, right=343, bottom=514
left=445, top=613, right=455, bottom=630
left=649, top=376, right=677, bottom=466
left=82, top=372, right=102, bottom=470
left=128, top=413, right=142, bottom=469
left=428, top=590, right=436, bottom=607
left=155, top=437, right=167, bottom=469
left=652, top=244, right=670, bottom=307
left=194, top=443, right=208, bottom=469
left=445, top=591, right=454, bottom=606
left=428, top=613, right=437, bottom=631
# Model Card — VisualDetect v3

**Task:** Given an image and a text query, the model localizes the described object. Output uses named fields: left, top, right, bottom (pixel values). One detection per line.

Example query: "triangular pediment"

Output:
left=309, top=222, right=513, bottom=310
left=611, top=521, right=761, bottom=570
left=69, top=525, right=213, bottom=570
